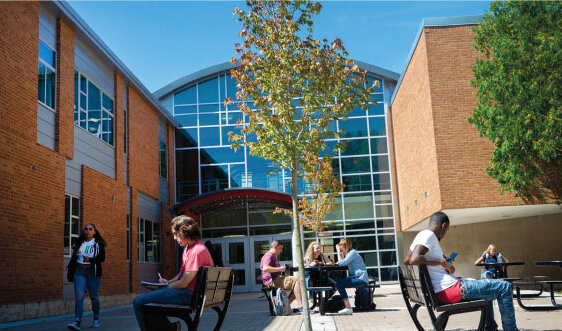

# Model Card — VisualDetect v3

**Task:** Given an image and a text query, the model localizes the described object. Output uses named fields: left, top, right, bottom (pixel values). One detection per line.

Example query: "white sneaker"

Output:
left=67, top=321, right=81, bottom=330
left=338, top=307, right=353, bottom=315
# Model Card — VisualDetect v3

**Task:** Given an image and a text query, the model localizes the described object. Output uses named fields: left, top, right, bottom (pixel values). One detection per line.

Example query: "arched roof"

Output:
left=153, top=60, right=400, bottom=100
left=172, top=188, right=293, bottom=217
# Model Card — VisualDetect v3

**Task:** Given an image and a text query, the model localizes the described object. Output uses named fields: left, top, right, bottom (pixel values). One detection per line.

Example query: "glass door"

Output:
left=250, top=235, right=293, bottom=292
left=224, top=237, right=250, bottom=292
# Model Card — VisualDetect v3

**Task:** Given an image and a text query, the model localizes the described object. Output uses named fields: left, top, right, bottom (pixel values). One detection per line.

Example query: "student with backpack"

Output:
left=334, top=239, right=368, bottom=315
left=474, top=244, right=510, bottom=279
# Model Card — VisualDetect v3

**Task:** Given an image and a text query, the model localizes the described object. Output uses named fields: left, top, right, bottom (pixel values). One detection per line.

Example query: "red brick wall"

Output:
left=424, top=25, right=520, bottom=209
left=0, top=1, right=66, bottom=304
left=130, top=189, right=139, bottom=293
left=81, top=166, right=127, bottom=295
left=391, top=31, right=443, bottom=230
left=114, top=74, right=125, bottom=183
left=55, top=18, right=74, bottom=159
left=391, top=24, right=522, bottom=230
left=128, top=87, right=159, bottom=199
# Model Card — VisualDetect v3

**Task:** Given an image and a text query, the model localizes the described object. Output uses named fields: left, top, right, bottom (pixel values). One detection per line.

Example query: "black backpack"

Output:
left=324, top=294, right=345, bottom=313
left=354, top=287, right=376, bottom=311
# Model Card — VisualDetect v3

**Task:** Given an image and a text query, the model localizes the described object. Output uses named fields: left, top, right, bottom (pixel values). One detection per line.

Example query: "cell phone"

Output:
left=446, top=252, right=458, bottom=263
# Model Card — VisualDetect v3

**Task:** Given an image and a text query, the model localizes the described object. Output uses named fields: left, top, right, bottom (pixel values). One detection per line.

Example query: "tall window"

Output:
left=64, top=195, right=80, bottom=256
left=159, top=141, right=167, bottom=179
left=138, top=217, right=161, bottom=262
left=38, top=39, right=56, bottom=110
left=74, top=70, right=114, bottom=145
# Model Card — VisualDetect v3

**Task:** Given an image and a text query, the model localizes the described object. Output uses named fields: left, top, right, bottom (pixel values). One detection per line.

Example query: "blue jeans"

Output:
left=335, top=276, right=367, bottom=300
left=73, top=267, right=101, bottom=321
left=133, top=288, right=192, bottom=331
left=461, top=278, right=517, bottom=331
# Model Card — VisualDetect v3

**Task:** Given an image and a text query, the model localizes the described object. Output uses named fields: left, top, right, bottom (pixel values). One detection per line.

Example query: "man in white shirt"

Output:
left=404, top=212, right=518, bottom=331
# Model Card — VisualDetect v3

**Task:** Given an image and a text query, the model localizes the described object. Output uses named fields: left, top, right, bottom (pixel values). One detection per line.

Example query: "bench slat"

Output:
left=435, top=299, right=488, bottom=312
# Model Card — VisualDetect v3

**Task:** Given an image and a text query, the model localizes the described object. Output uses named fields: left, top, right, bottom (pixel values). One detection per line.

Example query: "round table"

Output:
left=475, top=261, right=524, bottom=279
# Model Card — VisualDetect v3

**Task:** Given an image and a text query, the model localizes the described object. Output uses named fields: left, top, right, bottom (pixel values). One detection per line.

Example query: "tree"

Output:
left=470, top=1, right=562, bottom=203
left=227, top=1, right=373, bottom=328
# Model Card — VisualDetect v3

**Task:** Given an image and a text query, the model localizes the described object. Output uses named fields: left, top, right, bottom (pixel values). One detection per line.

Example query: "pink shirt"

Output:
left=177, top=240, right=214, bottom=291
left=260, top=251, right=280, bottom=287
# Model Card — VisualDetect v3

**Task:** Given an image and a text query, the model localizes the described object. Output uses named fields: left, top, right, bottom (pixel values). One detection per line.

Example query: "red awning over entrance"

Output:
left=172, top=188, right=293, bottom=220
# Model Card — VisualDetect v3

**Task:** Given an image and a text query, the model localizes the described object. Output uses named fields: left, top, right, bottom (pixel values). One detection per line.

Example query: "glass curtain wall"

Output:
left=173, top=72, right=397, bottom=282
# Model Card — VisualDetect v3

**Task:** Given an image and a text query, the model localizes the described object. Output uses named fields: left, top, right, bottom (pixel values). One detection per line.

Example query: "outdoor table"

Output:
left=535, top=261, right=562, bottom=271
left=289, top=265, right=348, bottom=310
left=475, top=261, right=524, bottom=279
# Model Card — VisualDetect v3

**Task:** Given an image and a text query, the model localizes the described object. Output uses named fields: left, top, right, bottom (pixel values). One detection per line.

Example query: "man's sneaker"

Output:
left=92, top=319, right=101, bottom=328
left=67, top=320, right=81, bottom=330
left=172, top=321, right=181, bottom=331
left=338, top=307, right=353, bottom=315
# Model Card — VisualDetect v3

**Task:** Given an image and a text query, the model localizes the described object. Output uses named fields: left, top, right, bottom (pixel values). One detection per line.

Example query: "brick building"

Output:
left=390, top=16, right=562, bottom=279
left=1, top=2, right=561, bottom=324
left=0, top=1, right=178, bottom=322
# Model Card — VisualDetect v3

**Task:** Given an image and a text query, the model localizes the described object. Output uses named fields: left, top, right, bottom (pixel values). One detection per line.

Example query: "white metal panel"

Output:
left=39, top=4, right=56, bottom=48
left=65, top=159, right=81, bottom=196
left=137, top=192, right=160, bottom=222
left=73, top=126, right=115, bottom=178
left=75, top=38, right=114, bottom=99
left=37, top=105, right=55, bottom=150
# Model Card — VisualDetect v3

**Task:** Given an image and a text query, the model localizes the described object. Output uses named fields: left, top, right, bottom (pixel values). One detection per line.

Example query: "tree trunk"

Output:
left=291, top=166, right=312, bottom=331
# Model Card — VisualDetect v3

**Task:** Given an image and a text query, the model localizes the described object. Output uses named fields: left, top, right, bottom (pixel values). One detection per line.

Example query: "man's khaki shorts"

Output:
left=270, top=275, right=298, bottom=291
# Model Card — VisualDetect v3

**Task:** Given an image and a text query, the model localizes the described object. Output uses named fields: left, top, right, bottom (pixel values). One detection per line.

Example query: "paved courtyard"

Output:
left=1, top=285, right=560, bottom=330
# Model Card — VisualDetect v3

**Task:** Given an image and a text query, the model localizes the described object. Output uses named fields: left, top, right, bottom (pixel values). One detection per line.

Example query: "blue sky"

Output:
left=68, top=1, right=492, bottom=92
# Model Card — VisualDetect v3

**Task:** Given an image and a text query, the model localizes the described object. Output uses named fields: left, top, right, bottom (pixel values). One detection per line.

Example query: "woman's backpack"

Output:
left=354, top=287, right=376, bottom=311
left=273, top=288, right=291, bottom=316
left=324, top=294, right=345, bottom=313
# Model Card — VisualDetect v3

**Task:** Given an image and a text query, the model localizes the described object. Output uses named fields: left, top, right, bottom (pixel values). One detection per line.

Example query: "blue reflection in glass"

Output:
left=176, top=115, right=198, bottom=127
left=221, top=125, right=242, bottom=145
left=39, top=40, right=55, bottom=67
left=340, top=118, right=368, bottom=138
left=199, top=127, right=220, bottom=146
left=175, top=105, right=197, bottom=115
left=199, top=113, right=219, bottom=126
left=368, top=103, right=384, bottom=116
left=199, top=104, right=220, bottom=113
left=200, top=147, right=244, bottom=164
left=227, top=74, right=239, bottom=100
left=176, top=128, right=198, bottom=147
left=341, top=157, right=370, bottom=174
left=175, top=85, right=196, bottom=105
left=247, top=154, right=282, bottom=190
left=340, top=139, right=369, bottom=156
left=369, top=117, right=386, bottom=137
left=230, top=164, right=245, bottom=187
left=349, top=104, right=367, bottom=117
left=198, top=77, right=219, bottom=103
left=38, top=63, right=45, bottom=104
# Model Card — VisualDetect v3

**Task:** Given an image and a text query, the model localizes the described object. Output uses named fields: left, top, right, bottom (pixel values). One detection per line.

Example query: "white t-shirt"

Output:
left=77, top=239, right=96, bottom=264
left=410, top=229, right=457, bottom=292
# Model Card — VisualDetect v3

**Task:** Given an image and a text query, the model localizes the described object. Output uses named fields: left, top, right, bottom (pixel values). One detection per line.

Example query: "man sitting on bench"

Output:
left=133, top=215, right=214, bottom=331
left=260, top=240, right=304, bottom=313
left=404, top=212, right=518, bottom=331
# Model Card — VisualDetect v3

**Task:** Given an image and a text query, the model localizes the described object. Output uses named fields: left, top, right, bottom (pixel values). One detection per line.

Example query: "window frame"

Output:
left=38, top=38, right=57, bottom=111
left=64, top=194, right=80, bottom=257
left=74, top=70, right=115, bottom=146
left=137, top=217, right=161, bottom=263
left=159, top=141, right=167, bottom=179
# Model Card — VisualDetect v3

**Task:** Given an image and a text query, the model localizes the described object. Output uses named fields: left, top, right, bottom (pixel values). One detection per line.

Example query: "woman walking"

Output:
left=67, top=223, right=106, bottom=330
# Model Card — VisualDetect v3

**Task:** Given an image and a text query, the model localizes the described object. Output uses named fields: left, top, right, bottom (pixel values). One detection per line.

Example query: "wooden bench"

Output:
left=142, top=266, right=234, bottom=331
left=399, top=265, right=488, bottom=331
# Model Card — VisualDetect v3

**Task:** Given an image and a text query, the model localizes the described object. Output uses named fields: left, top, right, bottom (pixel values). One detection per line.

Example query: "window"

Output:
left=64, top=195, right=80, bottom=256
left=74, top=70, right=114, bottom=145
left=38, top=39, right=56, bottom=110
left=138, top=217, right=161, bottom=262
left=159, top=141, right=167, bottom=179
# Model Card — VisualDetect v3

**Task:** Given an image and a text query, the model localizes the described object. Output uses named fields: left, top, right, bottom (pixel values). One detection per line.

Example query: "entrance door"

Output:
left=224, top=237, right=250, bottom=292
left=250, top=235, right=293, bottom=292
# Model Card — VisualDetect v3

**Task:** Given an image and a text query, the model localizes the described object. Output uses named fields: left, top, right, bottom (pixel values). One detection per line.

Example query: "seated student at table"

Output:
left=405, top=212, right=517, bottom=331
left=474, top=244, right=510, bottom=279
left=304, top=241, right=333, bottom=288
left=260, top=240, right=304, bottom=313
left=334, top=238, right=368, bottom=315
left=133, top=215, right=214, bottom=331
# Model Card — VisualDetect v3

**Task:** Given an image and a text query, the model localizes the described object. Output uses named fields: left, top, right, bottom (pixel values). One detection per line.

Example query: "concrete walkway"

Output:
left=1, top=285, right=561, bottom=330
